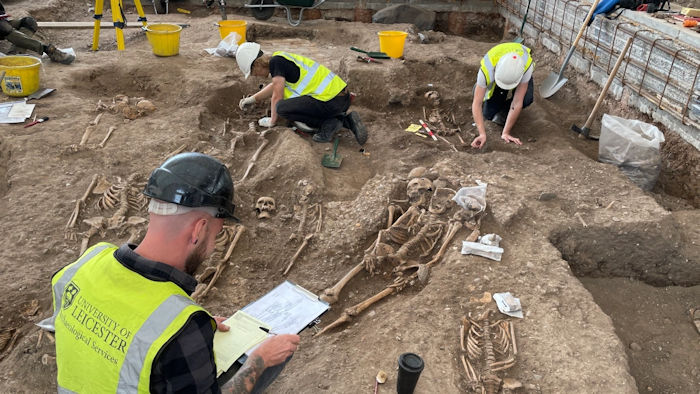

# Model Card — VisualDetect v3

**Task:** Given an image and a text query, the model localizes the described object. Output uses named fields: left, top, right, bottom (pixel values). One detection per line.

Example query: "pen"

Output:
left=259, top=326, right=277, bottom=335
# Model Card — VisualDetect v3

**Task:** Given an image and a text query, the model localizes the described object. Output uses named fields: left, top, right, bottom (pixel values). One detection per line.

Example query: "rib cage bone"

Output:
left=460, top=310, right=518, bottom=394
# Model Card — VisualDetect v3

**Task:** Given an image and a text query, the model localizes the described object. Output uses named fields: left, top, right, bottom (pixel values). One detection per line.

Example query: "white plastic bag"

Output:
left=214, top=32, right=241, bottom=57
left=452, top=181, right=487, bottom=213
left=598, top=114, right=665, bottom=191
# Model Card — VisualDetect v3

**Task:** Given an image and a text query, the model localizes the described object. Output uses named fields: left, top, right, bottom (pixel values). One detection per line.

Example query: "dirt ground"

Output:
left=0, top=1, right=698, bottom=393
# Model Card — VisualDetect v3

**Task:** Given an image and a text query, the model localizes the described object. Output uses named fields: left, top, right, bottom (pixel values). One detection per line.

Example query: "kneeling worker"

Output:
left=471, top=42, right=534, bottom=149
left=236, top=42, right=368, bottom=145
left=40, top=152, right=299, bottom=393
left=0, top=1, right=74, bottom=64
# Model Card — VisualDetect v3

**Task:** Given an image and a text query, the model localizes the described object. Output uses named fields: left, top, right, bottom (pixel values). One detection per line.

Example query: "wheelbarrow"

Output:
left=245, top=0, right=327, bottom=26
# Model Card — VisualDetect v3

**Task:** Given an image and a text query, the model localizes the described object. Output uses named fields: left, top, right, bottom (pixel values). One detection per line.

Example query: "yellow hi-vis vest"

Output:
left=273, top=51, right=347, bottom=102
left=40, top=243, right=214, bottom=393
left=480, top=43, right=534, bottom=100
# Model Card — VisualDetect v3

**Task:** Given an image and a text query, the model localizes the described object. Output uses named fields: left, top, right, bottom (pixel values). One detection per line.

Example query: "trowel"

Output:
left=25, top=88, right=55, bottom=101
left=321, top=137, right=343, bottom=168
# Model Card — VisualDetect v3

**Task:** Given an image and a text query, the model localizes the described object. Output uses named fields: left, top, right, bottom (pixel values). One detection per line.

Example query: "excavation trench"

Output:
left=551, top=211, right=700, bottom=393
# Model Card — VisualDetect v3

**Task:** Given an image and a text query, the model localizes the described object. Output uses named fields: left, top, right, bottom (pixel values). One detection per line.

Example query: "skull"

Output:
left=407, top=177, right=433, bottom=207
left=424, top=90, right=440, bottom=106
left=429, top=188, right=456, bottom=214
left=255, top=197, right=276, bottom=219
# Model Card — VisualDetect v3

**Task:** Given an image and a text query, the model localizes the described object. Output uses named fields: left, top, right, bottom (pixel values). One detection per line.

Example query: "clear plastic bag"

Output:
left=214, top=32, right=241, bottom=57
left=452, top=181, right=487, bottom=213
left=598, top=114, right=665, bottom=191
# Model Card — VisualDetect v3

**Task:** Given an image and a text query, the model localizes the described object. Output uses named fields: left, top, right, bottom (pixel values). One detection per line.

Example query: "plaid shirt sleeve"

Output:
left=150, top=311, right=220, bottom=394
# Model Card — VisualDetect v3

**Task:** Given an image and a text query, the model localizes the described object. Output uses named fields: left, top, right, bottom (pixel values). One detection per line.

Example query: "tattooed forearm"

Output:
left=221, top=355, right=266, bottom=394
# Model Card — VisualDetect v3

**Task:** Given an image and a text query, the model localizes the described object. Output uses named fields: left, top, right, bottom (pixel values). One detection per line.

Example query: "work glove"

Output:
left=239, top=96, right=256, bottom=110
left=258, top=117, right=274, bottom=128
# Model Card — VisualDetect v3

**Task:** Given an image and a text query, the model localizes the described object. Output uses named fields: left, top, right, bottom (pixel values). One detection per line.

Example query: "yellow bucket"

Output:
left=218, top=20, right=247, bottom=45
left=0, top=56, right=41, bottom=97
left=145, top=23, right=182, bottom=57
left=378, top=31, right=408, bottom=59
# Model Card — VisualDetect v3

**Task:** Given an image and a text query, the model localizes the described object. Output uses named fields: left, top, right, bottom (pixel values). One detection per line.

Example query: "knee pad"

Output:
left=19, top=17, right=38, bottom=33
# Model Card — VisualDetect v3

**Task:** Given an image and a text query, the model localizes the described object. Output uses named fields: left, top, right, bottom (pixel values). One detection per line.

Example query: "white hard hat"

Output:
left=236, top=42, right=261, bottom=79
left=494, top=52, right=526, bottom=90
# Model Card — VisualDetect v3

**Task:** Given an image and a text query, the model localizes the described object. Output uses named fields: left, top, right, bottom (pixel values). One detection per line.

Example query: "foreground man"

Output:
left=40, top=153, right=299, bottom=393
left=235, top=41, right=368, bottom=145
left=471, top=42, right=534, bottom=149
left=0, top=1, right=74, bottom=64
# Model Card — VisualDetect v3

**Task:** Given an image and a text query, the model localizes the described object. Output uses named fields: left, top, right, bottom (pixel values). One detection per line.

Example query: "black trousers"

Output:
left=276, top=91, right=351, bottom=129
left=482, top=78, right=534, bottom=120
left=0, top=17, right=43, bottom=54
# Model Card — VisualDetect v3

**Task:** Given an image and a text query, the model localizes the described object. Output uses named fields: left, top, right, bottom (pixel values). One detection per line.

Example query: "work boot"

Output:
left=344, top=111, right=368, bottom=145
left=44, top=44, right=74, bottom=65
left=312, top=118, right=342, bottom=143
left=491, top=111, right=507, bottom=126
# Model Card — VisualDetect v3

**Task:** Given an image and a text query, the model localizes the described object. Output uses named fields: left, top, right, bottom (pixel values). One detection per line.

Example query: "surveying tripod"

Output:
left=92, top=0, right=148, bottom=51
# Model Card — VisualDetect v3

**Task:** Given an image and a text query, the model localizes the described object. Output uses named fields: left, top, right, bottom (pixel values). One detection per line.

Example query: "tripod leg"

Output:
left=111, top=0, right=125, bottom=50
left=92, top=0, right=104, bottom=51
left=133, top=0, right=148, bottom=27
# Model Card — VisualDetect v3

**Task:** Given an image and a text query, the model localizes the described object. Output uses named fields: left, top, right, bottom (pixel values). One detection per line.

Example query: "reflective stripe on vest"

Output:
left=51, top=243, right=212, bottom=393
left=480, top=43, right=533, bottom=100
left=117, top=294, right=199, bottom=393
left=273, top=51, right=346, bottom=101
left=37, top=243, right=112, bottom=331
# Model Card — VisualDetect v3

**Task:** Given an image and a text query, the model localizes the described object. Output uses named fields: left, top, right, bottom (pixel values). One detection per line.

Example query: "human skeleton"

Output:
left=316, top=169, right=483, bottom=335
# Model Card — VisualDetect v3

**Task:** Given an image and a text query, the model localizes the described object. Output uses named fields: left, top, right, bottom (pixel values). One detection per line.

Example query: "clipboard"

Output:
left=215, top=281, right=329, bottom=377
left=241, top=280, right=329, bottom=335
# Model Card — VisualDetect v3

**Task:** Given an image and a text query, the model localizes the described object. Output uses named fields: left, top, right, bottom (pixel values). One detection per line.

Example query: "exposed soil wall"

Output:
left=656, top=130, right=700, bottom=208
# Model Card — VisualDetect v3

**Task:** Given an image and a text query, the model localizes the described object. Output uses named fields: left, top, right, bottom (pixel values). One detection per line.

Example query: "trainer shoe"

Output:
left=344, top=111, right=368, bottom=145
left=45, top=44, right=74, bottom=65
left=293, top=121, right=318, bottom=134
left=312, top=118, right=342, bottom=143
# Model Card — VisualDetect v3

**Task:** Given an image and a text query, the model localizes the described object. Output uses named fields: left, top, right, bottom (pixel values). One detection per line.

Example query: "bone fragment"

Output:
left=41, top=353, right=56, bottom=365
left=509, top=321, right=517, bottom=355
left=316, top=286, right=396, bottom=335
left=193, top=225, right=245, bottom=302
left=575, top=212, right=588, bottom=228
left=37, top=330, right=43, bottom=348
left=166, top=144, right=187, bottom=159
left=239, top=131, right=270, bottom=182
left=99, top=126, right=117, bottom=148
left=222, top=117, right=229, bottom=136
left=320, top=262, right=365, bottom=304
left=605, top=201, right=615, bottom=210
left=0, top=330, right=19, bottom=362
left=426, top=220, right=462, bottom=267
left=66, top=174, right=99, bottom=230
left=89, top=113, right=103, bottom=126
left=438, top=135, right=459, bottom=152
left=283, top=233, right=313, bottom=276
left=79, top=125, right=96, bottom=146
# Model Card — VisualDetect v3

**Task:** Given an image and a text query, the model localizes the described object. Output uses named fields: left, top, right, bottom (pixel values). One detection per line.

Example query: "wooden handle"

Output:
left=571, top=0, right=602, bottom=49
left=583, top=37, right=634, bottom=129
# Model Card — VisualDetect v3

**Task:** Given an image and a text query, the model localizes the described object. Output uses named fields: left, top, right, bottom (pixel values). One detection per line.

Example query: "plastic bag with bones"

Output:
left=316, top=169, right=483, bottom=335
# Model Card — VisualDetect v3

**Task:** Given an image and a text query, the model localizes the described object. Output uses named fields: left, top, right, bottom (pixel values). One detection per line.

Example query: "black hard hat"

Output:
left=143, top=152, right=239, bottom=221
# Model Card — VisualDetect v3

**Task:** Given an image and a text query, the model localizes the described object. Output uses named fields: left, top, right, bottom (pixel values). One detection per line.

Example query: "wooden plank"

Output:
left=37, top=21, right=143, bottom=28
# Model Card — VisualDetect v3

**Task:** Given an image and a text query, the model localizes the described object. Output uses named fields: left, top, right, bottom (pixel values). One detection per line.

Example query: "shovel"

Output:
left=540, top=0, right=601, bottom=98
left=514, top=0, right=532, bottom=43
left=350, top=47, right=390, bottom=59
left=321, top=137, right=343, bottom=168
left=572, top=37, right=633, bottom=140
